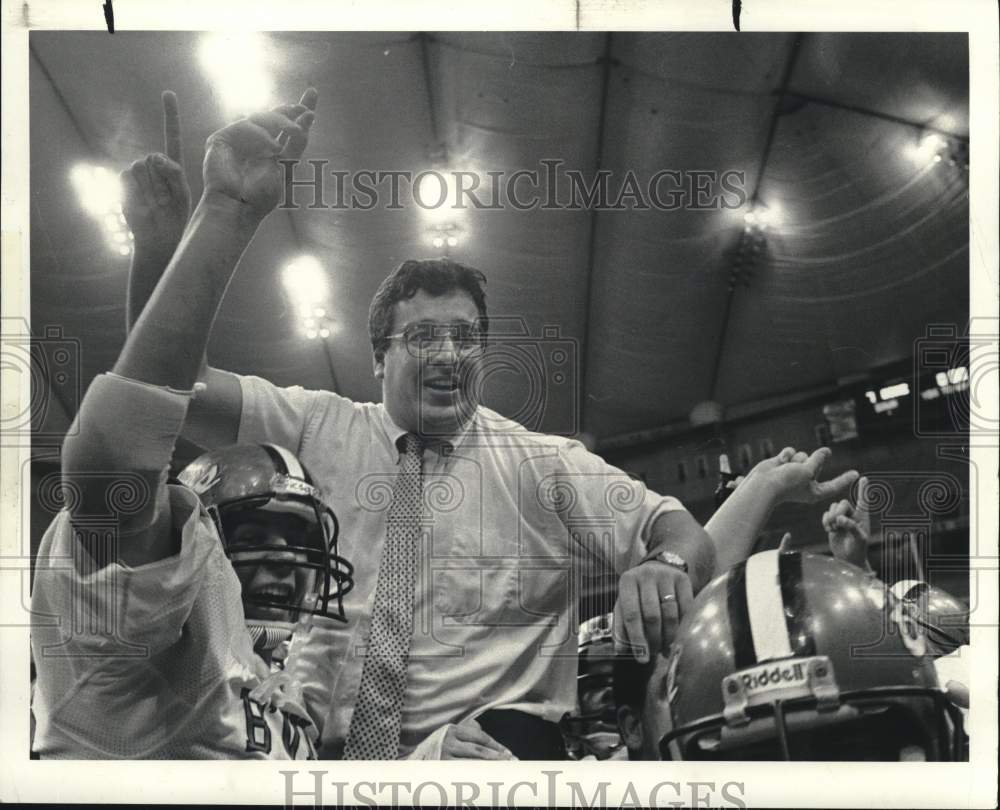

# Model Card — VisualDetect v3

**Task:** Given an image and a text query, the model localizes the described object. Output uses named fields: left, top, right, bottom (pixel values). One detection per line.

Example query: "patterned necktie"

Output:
left=343, top=433, right=424, bottom=759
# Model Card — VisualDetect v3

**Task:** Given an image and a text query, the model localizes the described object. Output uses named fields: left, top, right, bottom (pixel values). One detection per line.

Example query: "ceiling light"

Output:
left=71, top=163, right=123, bottom=217
left=906, top=133, right=946, bottom=164
left=743, top=201, right=782, bottom=230
left=415, top=170, right=463, bottom=223
left=199, top=33, right=273, bottom=115
left=756, top=202, right=781, bottom=227
left=71, top=163, right=135, bottom=258
left=282, top=255, right=328, bottom=313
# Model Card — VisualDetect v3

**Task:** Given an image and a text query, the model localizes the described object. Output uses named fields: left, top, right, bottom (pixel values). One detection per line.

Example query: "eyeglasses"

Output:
left=386, top=322, right=486, bottom=357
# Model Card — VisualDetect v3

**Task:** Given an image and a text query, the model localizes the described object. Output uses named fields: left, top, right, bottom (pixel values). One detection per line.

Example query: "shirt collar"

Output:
left=379, top=407, right=409, bottom=454
left=378, top=406, right=479, bottom=459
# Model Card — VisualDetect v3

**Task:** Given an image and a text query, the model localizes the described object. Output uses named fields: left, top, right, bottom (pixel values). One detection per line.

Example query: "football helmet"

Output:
left=657, top=550, right=965, bottom=761
left=178, top=444, right=354, bottom=649
left=560, top=613, right=625, bottom=760
left=891, top=579, right=969, bottom=656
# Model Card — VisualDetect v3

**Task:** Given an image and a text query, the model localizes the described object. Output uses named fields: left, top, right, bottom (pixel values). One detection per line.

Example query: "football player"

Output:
left=30, top=85, right=355, bottom=757
left=31, top=374, right=353, bottom=758
left=615, top=550, right=966, bottom=761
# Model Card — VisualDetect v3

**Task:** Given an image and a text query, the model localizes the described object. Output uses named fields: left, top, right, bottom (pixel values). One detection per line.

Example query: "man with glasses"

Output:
left=214, top=255, right=713, bottom=760
left=120, top=89, right=851, bottom=760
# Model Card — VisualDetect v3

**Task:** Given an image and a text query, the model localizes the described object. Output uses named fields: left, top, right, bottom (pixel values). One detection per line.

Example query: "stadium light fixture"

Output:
left=199, top=33, right=273, bottom=115
left=415, top=170, right=464, bottom=225
left=905, top=133, right=946, bottom=165
left=70, top=163, right=133, bottom=257
left=743, top=201, right=782, bottom=231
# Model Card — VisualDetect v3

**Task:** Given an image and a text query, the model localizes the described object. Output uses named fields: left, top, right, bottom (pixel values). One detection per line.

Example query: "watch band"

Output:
left=646, top=550, right=689, bottom=573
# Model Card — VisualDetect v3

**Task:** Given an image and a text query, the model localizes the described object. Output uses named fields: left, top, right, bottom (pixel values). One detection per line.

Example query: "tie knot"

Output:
left=399, top=433, right=424, bottom=458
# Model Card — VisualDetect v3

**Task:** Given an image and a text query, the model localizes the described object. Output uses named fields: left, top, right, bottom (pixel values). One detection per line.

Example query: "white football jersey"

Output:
left=31, top=485, right=317, bottom=759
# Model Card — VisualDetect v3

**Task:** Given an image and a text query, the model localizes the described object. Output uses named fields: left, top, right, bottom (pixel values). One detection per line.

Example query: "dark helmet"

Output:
left=657, top=551, right=965, bottom=761
left=891, top=580, right=969, bottom=656
left=178, top=444, right=354, bottom=636
left=560, top=613, right=624, bottom=759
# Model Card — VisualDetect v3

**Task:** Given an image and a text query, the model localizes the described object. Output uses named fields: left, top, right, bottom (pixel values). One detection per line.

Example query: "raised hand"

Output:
left=202, top=88, right=316, bottom=221
left=745, top=446, right=859, bottom=505
left=706, top=446, right=859, bottom=574
left=823, top=476, right=874, bottom=572
left=120, top=91, right=191, bottom=253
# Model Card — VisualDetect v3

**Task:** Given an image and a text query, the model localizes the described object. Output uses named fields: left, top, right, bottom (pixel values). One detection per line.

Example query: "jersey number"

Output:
left=240, top=687, right=313, bottom=758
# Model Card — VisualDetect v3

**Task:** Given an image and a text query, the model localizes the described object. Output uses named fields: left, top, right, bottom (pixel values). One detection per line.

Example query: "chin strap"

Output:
left=248, top=668, right=311, bottom=722
left=247, top=623, right=292, bottom=656
left=245, top=625, right=312, bottom=721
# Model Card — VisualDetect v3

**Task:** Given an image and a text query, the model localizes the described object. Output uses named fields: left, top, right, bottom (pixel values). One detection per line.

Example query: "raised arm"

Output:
left=705, top=446, right=859, bottom=574
left=822, top=475, right=874, bottom=573
left=119, top=90, right=317, bottom=448
left=62, top=90, right=317, bottom=569
left=123, top=91, right=192, bottom=332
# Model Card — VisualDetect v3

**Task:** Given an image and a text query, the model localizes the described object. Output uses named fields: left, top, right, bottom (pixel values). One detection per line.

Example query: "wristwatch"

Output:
left=650, top=550, right=689, bottom=573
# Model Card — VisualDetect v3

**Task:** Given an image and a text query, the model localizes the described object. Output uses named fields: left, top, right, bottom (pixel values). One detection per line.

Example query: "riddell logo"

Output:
left=188, top=463, right=222, bottom=495
left=741, top=661, right=807, bottom=692
left=273, top=475, right=316, bottom=498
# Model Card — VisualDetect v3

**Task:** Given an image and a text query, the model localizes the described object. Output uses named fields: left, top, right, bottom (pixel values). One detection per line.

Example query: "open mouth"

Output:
left=249, top=583, right=294, bottom=603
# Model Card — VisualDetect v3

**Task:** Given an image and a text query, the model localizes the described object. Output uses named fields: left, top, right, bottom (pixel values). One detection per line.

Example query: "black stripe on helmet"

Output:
left=779, top=552, right=817, bottom=657
left=260, top=443, right=290, bottom=475
left=727, top=561, right=756, bottom=669
left=903, top=581, right=930, bottom=602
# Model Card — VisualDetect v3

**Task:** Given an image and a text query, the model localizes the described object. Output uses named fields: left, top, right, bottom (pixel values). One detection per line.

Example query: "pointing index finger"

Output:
left=855, top=476, right=872, bottom=533
left=162, top=91, right=183, bottom=164
left=813, top=468, right=860, bottom=500
left=298, top=87, right=318, bottom=112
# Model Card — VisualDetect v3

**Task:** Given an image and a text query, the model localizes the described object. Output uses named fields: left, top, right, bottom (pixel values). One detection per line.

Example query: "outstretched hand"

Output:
left=705, top=445, right=858, bottom=576
left=202, top=88, right=317, bottom=220
left=120, top=91, right=192, bottom=253
left=745, top=446, right=859, bottom=506
left=823, top=476, right=874, bottom=572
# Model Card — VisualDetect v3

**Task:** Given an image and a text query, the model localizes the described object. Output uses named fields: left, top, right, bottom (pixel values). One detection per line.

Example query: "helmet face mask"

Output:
left=222, top=505, right=327, bottom=625
left=562, top=615, right=627, bottom=760
left=659, top=683, right=965, bottom=761
left=892, top=579, right=970, bottom=655
left=652, top=551, right=968, bottom=762
left=178, top=444, right=355, bottom=646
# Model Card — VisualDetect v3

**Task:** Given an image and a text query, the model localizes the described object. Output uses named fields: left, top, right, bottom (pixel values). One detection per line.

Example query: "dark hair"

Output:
left=368, top=258, right=489, bottom=364
left=613, top=655, right=655, bottom=712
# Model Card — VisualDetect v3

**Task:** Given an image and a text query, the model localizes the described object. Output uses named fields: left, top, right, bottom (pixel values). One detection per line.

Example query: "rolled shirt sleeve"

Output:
left=551, top=438, right=687, bottom=574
